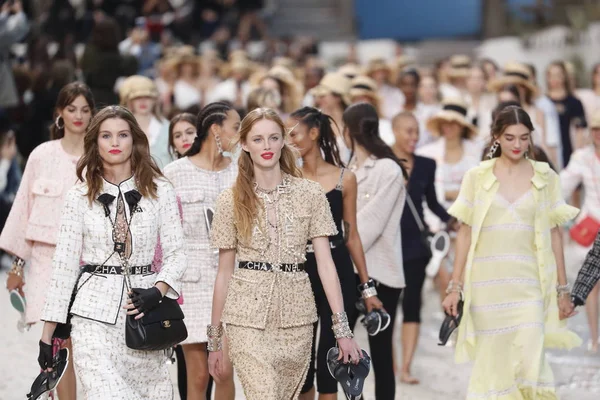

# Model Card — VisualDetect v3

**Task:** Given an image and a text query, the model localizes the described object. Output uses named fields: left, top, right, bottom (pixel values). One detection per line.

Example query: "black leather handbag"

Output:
left=125, top=288, right=188, bottom=351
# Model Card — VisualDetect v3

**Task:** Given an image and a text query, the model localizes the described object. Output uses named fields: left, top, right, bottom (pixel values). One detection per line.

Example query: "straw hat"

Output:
left=272, top=56, right=295, bottom=70
left=119, top=75, right=159, bottom=105
left=590, top=109, right=600, bottom=129
left=310, top=72, right=351, bottom=105
left=394, top=55, right=417, bottom=71
left=348, top=75, right=382, bottom=114
left=338, top=63, right=361, bottom=80
left=365, top=58, right=393, bottom=77
left=263, top=65, right=302, bottom=112
left=426, top=97, right=477, bottom=138
left=448, top=55, right=472, bottom=78
left=488, top=62, right=538, bottom=96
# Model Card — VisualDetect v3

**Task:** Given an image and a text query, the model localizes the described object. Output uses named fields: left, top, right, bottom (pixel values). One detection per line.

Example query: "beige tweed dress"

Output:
left=210, top=175, right=337, bottom=399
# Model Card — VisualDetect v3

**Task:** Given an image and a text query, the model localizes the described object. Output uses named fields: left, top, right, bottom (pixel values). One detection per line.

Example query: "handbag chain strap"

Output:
left=405, top=193, right=427, bottom=233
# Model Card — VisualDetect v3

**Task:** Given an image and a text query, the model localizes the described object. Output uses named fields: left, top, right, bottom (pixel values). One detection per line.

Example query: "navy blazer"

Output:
left=401, top=155, right=450, bottom=262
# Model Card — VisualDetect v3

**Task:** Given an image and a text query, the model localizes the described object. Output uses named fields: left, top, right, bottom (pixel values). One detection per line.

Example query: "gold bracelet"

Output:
left=207, top=324, right=223, bottom=339
left=331, top=312, right=348, bottom=325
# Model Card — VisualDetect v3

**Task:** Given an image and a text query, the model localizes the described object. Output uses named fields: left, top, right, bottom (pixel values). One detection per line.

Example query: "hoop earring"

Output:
left=55, top=116, right=64, bottom=130
left=487, top=140, right=500, bottom=159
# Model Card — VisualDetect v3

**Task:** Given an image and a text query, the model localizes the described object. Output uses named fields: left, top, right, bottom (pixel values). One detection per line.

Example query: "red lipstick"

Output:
left=109, top=149, right=122, bottom=154
left=74, top=121, right=83, bottom=127
left=261, top=152, right=274, bottom=160
left=512, top=150, right=521, bottom=155
left=183, top=143, right=191, bottom=149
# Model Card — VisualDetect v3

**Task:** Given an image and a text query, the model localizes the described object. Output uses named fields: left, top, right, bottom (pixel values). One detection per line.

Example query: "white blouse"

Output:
left=173, top=80, right=202, bottom=110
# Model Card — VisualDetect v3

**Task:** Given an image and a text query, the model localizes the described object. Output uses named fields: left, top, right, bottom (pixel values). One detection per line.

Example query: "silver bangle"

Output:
left=332, top=321, right=354, bottom=339
left=361, top=286, right=378, bottom=299
left=331, top=312, right=348, bottom=325
left=206, top=337, right=222, bottom=352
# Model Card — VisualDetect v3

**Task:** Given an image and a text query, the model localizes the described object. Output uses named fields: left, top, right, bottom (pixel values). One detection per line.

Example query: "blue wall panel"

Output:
left=355, top=0, right=483, bottom=40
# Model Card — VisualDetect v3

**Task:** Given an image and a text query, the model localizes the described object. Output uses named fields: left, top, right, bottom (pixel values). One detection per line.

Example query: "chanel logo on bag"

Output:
left=162, top=321, right=171, bottom=328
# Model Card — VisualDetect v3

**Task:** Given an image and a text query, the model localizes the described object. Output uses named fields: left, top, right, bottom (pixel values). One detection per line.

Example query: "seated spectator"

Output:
left=0, top=113, right=21, bottom=233
left=119, top=17, right=162, bottom=78
left=0, top=1, right=29, bottom=109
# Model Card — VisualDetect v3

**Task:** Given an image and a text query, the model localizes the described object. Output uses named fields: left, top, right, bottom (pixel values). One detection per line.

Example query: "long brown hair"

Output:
left=168, top=112, right=197, bottom=158
left=51, top=82, right=96, bottom=140
left=546, top=60, right=572, bottom=94
left=488, top=105, right=536, bottom=159
left=233, top=108, right=302, bottom=241
left=343, top=102, right=408, bottom=178
left=76, top=106, right=163, bottom=204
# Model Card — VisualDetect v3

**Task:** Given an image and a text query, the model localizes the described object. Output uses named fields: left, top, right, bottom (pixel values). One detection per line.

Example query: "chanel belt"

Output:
left=306, top=238, right=344, bottom=253
left=81, top=264, right=153, bottom=275
left=238, top=261, right=305, bottom=273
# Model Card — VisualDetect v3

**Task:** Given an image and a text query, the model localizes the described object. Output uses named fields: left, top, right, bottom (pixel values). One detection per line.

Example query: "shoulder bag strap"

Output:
left=405, top=193, right=426, bottom=233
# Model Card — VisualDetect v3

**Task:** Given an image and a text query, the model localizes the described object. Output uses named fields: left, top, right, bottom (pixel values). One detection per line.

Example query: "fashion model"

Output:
left=559, top=109, right=600, bottom=353
left=164, top=102, right=239, bottom=399
left=442, top=105, right=581, bottom=399
left=207, top=108, right=362, bottom=399
left=286, top=107, right=383, bottom=400
left=1, top=82, right=95, bottom=400
left=38, top=106, right=186, bottom=399
left=391, top=111, right=454, bottom=384
left=344, top=103, right=407, bottom=399
left=119, top=75, right=172, bottom=169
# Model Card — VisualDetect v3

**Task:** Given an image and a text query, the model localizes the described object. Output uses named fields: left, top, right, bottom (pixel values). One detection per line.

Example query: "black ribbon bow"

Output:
left=97, top=193, right=116, bottom=217
left=96, top=190, right=142, bottom=217
left=124, top=190, right=142, bottom=213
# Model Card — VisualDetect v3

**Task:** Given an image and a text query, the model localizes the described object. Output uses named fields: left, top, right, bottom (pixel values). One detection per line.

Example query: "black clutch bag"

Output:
left=125, top=290, right=188, bottom=351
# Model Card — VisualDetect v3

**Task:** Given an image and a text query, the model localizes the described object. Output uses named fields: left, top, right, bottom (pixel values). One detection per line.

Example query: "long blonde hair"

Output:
left=234, top=108, right=302, bottom=241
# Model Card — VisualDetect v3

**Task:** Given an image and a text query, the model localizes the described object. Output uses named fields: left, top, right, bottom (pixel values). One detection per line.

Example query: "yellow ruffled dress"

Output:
left=448, top=159, right=581, bottom=400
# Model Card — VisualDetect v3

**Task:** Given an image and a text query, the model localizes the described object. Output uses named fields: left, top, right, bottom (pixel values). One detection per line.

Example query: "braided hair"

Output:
left=185, top=101, right=233, bottom=157
left=290, top=106, right=344, bottom=167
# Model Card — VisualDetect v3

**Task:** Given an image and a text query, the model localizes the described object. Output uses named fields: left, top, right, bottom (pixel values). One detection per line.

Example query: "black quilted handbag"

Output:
left=125, top=290, right=188, bottom=351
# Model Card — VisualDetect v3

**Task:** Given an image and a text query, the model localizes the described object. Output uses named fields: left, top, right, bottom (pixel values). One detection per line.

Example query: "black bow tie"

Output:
left=96, top=190, right=142, bottom=217
left=97, top=193, right=116, bottom=217
left=124, top=190, right=142, bottom=213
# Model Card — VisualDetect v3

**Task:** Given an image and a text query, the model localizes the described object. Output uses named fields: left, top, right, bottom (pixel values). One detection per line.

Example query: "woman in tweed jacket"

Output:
left=38, top=106, right=186, bottom=399
left=343, top=102, right=408, bottom=400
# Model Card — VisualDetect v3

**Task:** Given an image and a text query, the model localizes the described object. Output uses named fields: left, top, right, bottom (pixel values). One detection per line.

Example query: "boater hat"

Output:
left=365, top=58, right=393, bottom=77
left=448, top=55, right=472, bottom=78
left=426, top=97, right=477, bottom=138
left=348, top=75, right=382, bottom=113
left=119, top=75, right=159, bottom=105
left=590, top=109, right=600, bottom=129
left=310, top=72, right=352, bottom=106
left=488, top=61, right=538, bottom=96
left=338, top=63, right=361, bottom=80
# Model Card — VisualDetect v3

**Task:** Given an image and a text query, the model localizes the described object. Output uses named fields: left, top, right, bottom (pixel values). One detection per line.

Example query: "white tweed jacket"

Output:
left=354, top=157, right=406, bottom=288
left=41, top=176, right=186, bottom=325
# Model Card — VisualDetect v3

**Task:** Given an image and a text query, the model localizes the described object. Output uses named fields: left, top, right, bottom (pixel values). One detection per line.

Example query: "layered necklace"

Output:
left=253, top=175, right=293, bottom=263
